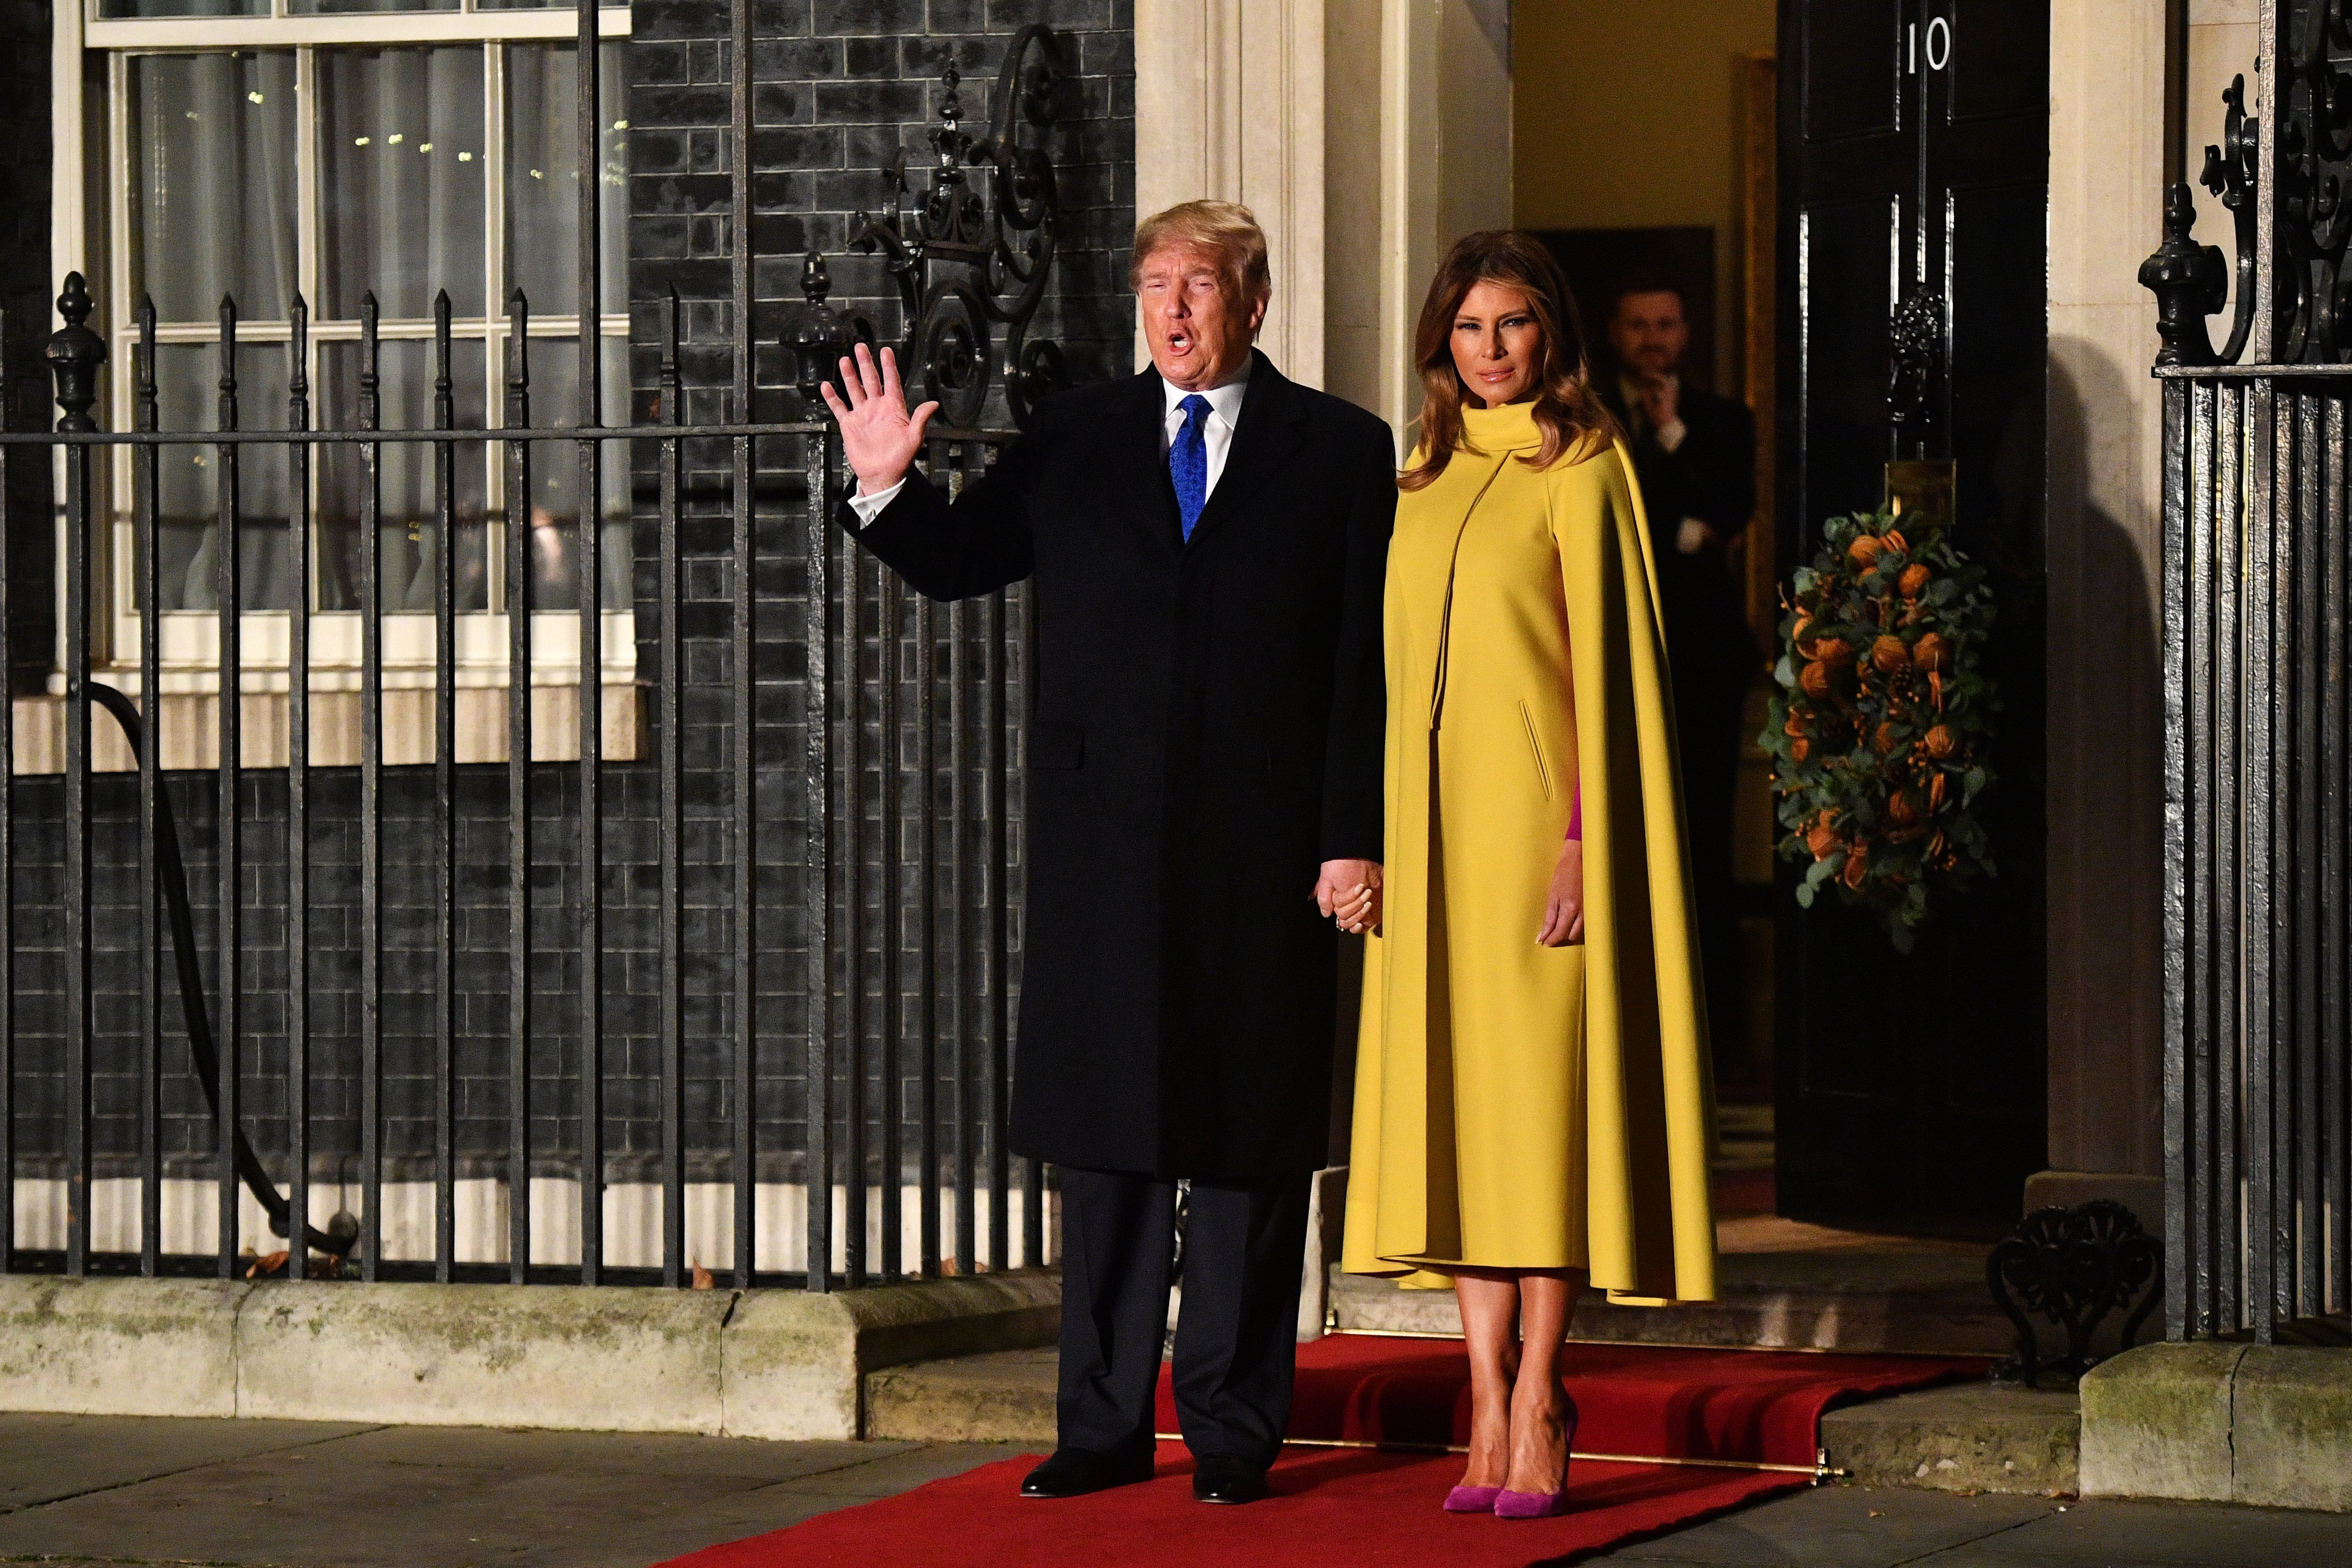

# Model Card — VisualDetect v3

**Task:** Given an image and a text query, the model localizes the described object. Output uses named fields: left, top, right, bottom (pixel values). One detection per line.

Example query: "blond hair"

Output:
left=1130, top=199, right=1272, bottom=307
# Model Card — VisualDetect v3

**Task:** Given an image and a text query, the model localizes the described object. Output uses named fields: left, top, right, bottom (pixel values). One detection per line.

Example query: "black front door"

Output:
left=1773, top=0, right=2050, bottom=1233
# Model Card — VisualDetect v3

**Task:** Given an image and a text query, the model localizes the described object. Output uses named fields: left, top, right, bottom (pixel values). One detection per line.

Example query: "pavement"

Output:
left=5, top=1413, right=2351, bottom=1567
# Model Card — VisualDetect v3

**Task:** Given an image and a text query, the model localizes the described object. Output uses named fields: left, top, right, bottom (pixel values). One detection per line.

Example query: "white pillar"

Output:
left=1134, top=0, right=1328, bottom=385
left=1375, top=0, right=1511, bottom=441
left=1134, top=0, right=1513, bottom=436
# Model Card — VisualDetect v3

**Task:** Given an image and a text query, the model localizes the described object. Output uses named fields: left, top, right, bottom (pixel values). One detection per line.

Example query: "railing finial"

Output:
left=46, top=271, right=105, bottom=434
left=2140, top=183, right=2226, bottom=369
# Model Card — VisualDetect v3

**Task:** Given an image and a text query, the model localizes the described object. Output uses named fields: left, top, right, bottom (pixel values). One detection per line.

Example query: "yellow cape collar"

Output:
left=1459, top=400, right=1545, bottom=454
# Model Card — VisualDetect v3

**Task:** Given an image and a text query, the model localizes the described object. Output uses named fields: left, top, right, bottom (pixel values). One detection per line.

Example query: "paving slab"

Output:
left=313, top=1424, right=913, bottom=1484
left=1589, top=1483, right=2057, bottom=1564
left=0, top=1412, right=1007, bottom=1568
left=760, top=1439, right=1035, bottom=1498
left=3, top=1413, right=2343, bottom=1568
left=0, top=1413, right=379, bottom=1513
left=1889, top=1495, right=2352, bottom=1565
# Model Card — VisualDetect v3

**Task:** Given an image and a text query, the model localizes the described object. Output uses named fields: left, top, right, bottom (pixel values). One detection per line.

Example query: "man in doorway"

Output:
left=1601, top=281, right=1762, bottom=1093
left=823, top=201, right=1395, bottom=1506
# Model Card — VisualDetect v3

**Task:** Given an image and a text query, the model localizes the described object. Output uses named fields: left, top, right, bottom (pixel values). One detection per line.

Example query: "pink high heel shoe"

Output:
left=1493, top=1484, right=1573, bottom=1520
left=1442, top=1484, right=1502, bottom=1513
left=1494, top=1393, right=1579, bottom=1520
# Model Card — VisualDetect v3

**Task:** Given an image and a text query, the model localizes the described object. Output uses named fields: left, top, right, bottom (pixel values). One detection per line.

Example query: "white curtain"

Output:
left=133, top=40, right=625, bottom=616
left=133, top=51, right=298, bottom=609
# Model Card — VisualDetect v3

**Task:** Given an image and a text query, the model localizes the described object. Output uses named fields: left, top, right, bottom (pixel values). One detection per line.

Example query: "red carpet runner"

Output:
left=660, top=1337, right=1985, bottom=1568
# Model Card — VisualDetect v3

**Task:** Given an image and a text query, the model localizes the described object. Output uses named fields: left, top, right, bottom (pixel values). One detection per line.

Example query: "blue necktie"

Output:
left=1170, top=394, right=1211, bottom=539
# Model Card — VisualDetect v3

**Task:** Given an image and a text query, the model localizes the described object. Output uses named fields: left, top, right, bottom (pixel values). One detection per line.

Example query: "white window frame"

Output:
left=52, top=0, right=636, bottom=745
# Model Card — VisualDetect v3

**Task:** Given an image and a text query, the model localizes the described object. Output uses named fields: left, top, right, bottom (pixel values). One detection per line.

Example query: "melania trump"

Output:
left=1340, top=230, right=1718, bottom=1518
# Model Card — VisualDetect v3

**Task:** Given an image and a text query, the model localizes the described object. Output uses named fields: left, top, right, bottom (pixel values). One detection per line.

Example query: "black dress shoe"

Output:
left=1020, top=1448, right=1156, bottom=1499
left=1190, top=1454, right=1269, bottom=1505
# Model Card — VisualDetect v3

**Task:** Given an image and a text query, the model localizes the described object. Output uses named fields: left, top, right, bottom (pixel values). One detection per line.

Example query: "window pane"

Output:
left=289, top=0, right=459, bottom=12
left=318, top=47, right=486, bottom=322
left=503, top=43, right=628, bottom=320
left=149, top=342, right=298, bottom=614
left=316, top=340, right=492, bottom=614
left=102, top=1, right=267, bottom=16
left=505, top=336, right=629, bottom=613
left=129, top=53, right=298, bottom=325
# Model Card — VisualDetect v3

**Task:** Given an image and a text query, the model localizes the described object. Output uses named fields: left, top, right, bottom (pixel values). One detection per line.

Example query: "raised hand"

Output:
left=818, top=343, right=941, bottom=498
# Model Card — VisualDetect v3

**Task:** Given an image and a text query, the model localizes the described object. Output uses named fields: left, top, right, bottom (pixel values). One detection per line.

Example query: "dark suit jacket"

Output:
left=1601, top=379, right=1763, bottom=713
left=843, top=352, right=1396, bottom=1184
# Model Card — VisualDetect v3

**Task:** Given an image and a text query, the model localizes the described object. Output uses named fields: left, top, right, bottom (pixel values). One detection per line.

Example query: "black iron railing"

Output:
left=0, top=278, right=1036, bottom=1294
left=2145, top=7, right=2352, bottom=1345
left=0, top=1, right=1066, bottom=1295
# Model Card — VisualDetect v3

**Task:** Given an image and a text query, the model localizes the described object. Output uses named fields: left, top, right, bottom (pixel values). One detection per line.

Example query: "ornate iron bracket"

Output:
left=2143, top=72, right=2258, bottom=368
left=1987, top=1199, right=2163, bottom=1388
left=849, top=28, right=1070, bottom=430
left=2274, top=7, right=2352, bottom=363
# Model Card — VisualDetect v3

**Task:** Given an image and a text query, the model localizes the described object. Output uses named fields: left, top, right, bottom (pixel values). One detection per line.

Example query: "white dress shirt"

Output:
left=846, top=361, right=1253, bottom=527
left=1159, top=361, right=1250, bottom=499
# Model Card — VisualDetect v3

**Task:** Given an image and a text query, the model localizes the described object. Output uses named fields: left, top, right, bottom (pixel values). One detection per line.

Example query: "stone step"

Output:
left=1821, top=1382, right=2079, bottom=1495
left=2083, top=1341, right=2352, bottom=1512
left=866, top=1346, right=1058, bottom=1444
left=0, top=1270, right=1060, bottom=1442
left=865, top=1345, right=2080, bottom=1498
left=1329, top=1242, right=2016, bottom=1357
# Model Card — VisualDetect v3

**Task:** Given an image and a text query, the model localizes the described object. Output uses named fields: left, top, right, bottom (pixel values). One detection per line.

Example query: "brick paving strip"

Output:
left=5, top=1414, right=2352, bottom=1568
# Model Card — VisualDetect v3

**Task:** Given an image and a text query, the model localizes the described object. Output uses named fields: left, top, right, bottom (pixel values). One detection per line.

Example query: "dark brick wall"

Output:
left=0, top=3, right=53, bottom=692
left=8, top=734, right=1017, bottom=1187
left=624, top=0, right=1136, bottom=435
left=10, top=764, right=765, bottom=1182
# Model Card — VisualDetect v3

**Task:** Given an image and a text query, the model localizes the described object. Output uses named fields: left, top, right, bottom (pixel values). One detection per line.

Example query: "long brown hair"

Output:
left=1398, top=230, right=1619, bottom=491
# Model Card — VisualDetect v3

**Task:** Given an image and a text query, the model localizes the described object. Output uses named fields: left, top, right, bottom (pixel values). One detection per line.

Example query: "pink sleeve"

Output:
left=1566, top=784, right=1581, bottom=842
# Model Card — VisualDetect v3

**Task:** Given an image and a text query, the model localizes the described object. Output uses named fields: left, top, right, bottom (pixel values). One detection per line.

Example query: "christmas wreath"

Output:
left=1760, top=505, right=1998, bottom=951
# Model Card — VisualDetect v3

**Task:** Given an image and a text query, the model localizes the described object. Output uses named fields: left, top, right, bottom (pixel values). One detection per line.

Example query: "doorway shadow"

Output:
left=2038, top=336, right=2164, bottom=1180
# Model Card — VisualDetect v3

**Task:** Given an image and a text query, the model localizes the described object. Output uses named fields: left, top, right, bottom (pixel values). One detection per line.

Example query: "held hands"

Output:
left=818, top=344, right=941, bottom=498
left=1316, top=859, right=1383, bottom=936
left=1538, top=840, right=1585, bottom=947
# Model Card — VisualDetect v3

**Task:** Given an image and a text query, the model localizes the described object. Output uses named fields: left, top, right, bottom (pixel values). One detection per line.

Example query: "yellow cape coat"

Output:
left=1340, top=402, right=1717, bottom=1305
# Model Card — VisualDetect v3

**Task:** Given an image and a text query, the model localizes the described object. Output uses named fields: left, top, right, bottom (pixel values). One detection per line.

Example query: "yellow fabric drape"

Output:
left=1341, top=403, right=1717, bottom=1305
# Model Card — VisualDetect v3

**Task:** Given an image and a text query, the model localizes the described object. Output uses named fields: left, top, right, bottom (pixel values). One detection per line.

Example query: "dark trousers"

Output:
left=1055, top=1166, right=1312, bottom=1470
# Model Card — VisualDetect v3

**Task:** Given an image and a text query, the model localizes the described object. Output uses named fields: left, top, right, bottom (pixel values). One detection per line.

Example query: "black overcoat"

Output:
left=845, top=353, right=1395, bottom=1186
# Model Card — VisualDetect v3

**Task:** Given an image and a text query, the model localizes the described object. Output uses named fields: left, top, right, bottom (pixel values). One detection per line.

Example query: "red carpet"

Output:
left=660, top=1338, right=1985, bottom=1568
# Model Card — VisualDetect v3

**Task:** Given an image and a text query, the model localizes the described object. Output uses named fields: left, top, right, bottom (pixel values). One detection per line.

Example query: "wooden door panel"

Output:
left=1801, top=0, right=1905, bottom=143
left=1943, top=0, right=2050, bottom=125
left=1800, top=197, right=1900, bottom=521
left=1946, top=178, right=2049, bottom=559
